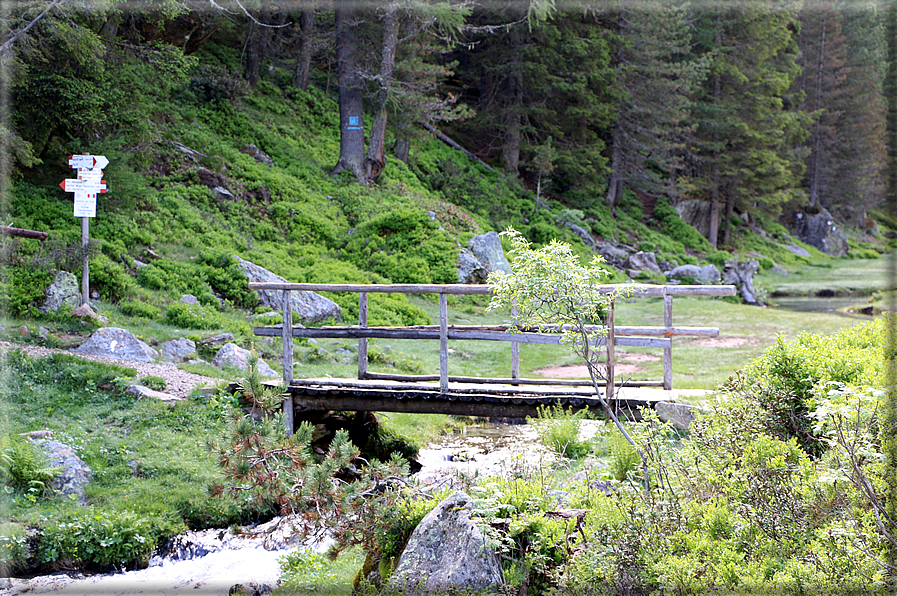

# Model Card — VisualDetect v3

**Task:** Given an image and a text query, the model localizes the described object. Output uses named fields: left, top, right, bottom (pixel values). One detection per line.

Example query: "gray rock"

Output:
left=457, top=248, right=487, bottom=284
left=470, top=231, right=512, bottom=275
left=674, top=199, right=714, bottom=239
left=785, top=242, right=811, bottom=258
left=198, top=332, right=236, bottom=349
left=568, top=224, right=596, bottom=249
left=668, top=264, right=720, bottom=285
left=125, top=385, right=183, bottom=402
left=385, top=491, right=503, bottom=595
left=74, top=327, right=158, bottom=362
left=459, top=231, right=513, bottom=284
left=71, top=304, right=98, bottom=319
left=160, top=338, right=197, bottom=363
left=655, top=401, right=704, bottom=431
left=180, top=294, right=200, bottom=305
left=212, top=343, right=279, bottom=378
left=624, top=251, right=662, bottom=275
left=235, top=256, right=342, bottom=325
left=40, top=270, right=80, bottom=313
left=723, top=259, right=763, bottom=306
left=243, top=143, right=275, bottom=168
left=213, top=186, right=235, bottom=202
left=787, top=207, right=849, bottom=256
left=32, top=439, right=91, bottom=505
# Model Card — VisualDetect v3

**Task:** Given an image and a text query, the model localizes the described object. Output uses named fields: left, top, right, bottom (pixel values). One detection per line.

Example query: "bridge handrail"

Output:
left=248, top=282, right=736, bottom=297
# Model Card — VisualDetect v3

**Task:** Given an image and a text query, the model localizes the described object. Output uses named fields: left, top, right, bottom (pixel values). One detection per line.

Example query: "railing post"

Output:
left=358, top=292, right=368, bottom=379
left=511, top=300, right=520, bottom=382
left=606, top=299, right=615, bottom=399
left=281, top=290, right=294, bottom=436
left=663, top=289, right=673, bottom=391
left=439, top=292, right=449, bottom=393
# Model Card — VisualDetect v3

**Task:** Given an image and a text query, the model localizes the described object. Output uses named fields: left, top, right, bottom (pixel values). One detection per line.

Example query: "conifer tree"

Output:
left=689, top=3, right=809, bottom=247
left=795, top=2, right=851, bottom=210
left=833, top=1, right=888, bottom=224
left=604, top=1, right=705, bottom=211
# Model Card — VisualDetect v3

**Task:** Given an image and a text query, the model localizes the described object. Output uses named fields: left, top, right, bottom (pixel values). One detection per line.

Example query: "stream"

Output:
left=6, top=423, right=565, bottom=596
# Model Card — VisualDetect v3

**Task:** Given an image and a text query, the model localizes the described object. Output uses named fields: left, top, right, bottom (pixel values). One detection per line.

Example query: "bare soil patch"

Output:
left=691, top=336, right=757, bottom=348
left=532, top=363, right=645, bottom=379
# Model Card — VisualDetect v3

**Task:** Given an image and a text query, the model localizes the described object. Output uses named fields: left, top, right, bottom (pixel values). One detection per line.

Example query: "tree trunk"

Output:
left=723, top=193, right=735, bottom=245
left=500, top=27, right=523, bottom=178
left=394, top=134, right=411, bottom=163
left=709, top=186, right=720, bottom=249
left=365, top=2, right=400, bottom=183
left=332, top=0, right=366, bottom=182
left=606, top=128, right=623, bottom=210
left=246, top=23, right=261, bottom=90
left=292, top=7, right=315, bottom=90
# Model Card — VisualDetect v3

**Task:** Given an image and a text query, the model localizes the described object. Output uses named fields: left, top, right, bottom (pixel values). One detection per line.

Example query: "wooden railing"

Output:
left=250, top=283, right=736, bottom=399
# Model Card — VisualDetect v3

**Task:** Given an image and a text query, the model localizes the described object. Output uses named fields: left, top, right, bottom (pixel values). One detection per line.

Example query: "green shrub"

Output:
left=139, top=376, right=166, bottom=391
left=0, top=524, right=28, bottom=575
left=0, top=433, right=60, bottom=495
left=652, top=197, right=712, bottom=251
left=36, top=510, right=162, bottom=570
left=163, top=302, right=221, bottom=330
left=196, top=249, right=258, bottom=309
left=528, top=403, right=591, bottom=459
left=0, top=266, right=53, bottom=317
left=90, top=255, right=138, bottom=303
left=119, top=300, right=161, bottom=320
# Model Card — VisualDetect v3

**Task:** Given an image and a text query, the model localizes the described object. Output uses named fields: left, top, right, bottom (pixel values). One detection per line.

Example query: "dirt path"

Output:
left=0, top=341, right=223, bottom=400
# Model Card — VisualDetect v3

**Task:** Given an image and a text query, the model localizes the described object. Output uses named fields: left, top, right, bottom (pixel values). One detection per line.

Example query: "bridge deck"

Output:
left=282, top=377, right=673, bottom=420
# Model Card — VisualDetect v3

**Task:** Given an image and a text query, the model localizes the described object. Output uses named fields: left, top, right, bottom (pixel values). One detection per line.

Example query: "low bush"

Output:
left=528, top=403, right=591, bottom=459
left=35, top=509, right=165, bottom=570
left=119, top=300, right=161, bottom=320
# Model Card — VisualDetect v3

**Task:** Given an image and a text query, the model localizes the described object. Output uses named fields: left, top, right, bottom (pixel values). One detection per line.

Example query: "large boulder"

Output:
left=458, top=231, right=512, bottom=284
left=234, top=256, right=341, bottom=325
left=160, top=338, right=197, bottom=363
left=74, top=327, right=158, bottom=362
left=384, top=491, right=503, bottom=595
left=785, top=207, right=849, bottom=256
left=567, top=223, right=596, bottom=249
left=212, top=343, right=279, bottom=378
left=40, top=270, right=80, bottom=313
left=723, top=259, right=763, bottom=306
left=624, top=251, right=662, bottom=277
left=667, top=264, right=720, bottom=285
left=32, top=439, right=91, bottom=505
left=675, top=199, right=714, bottom=239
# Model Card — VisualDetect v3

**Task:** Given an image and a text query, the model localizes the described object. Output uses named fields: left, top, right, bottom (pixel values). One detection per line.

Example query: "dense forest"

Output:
left=2, top=0, right=895, bottom=247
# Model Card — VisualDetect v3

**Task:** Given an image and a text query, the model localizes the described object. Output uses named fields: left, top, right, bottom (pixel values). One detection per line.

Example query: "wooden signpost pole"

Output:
left=60, top=154, right=108, bottom=307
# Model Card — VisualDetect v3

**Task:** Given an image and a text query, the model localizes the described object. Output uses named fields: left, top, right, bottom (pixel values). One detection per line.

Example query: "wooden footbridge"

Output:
left=249, top=283, right=735, bottom=433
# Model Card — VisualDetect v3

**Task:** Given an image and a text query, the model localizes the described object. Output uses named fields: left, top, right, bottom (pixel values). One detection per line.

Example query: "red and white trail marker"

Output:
left=61, top=154, right=108, bottom=218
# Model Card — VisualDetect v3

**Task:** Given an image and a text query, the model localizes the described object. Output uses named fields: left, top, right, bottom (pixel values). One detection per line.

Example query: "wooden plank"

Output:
left=255, top=323, right=717, bottom=337
left=289, top=391, right=649, bottom=420
left=439, top=293, right=448, bottom=392
left=511, top=301, right=520, bottom=380
left=358, top=293, right=368, bottom=379
left=288, top=377, right=659, bottom=397
left=361, top=371, right=665, bottom=387
left=281, top=289, right=294, bottom=436
left=248, top=282, right=737, bottom=298
left=248, top=282, right=494, bottom=295
left=254, top=326, right=671, bottom=347
left=607, top=299, right=615, bottom=399
left=663, top=292, right=673, bottom=391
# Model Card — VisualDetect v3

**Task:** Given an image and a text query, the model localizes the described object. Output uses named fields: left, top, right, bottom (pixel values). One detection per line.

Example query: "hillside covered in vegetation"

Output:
left=1, top=0, right=893, bottom=331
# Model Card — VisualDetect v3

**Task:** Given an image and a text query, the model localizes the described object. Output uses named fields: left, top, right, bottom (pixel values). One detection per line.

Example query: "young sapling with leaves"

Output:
left=486, top=228, right=651, bottom=492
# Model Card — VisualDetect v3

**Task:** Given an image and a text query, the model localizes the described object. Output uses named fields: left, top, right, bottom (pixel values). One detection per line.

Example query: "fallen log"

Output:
left=420, top=121, right=493, bottom=171
left=0, top=225, right=48, bottom=241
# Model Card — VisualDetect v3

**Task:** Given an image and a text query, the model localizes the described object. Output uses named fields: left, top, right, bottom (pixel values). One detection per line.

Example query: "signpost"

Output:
left=59, top=154, right=108, bottom=306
